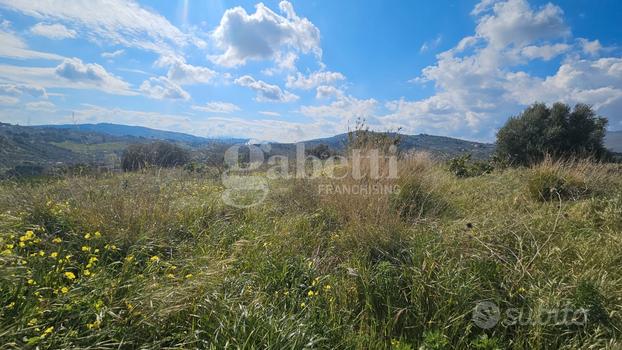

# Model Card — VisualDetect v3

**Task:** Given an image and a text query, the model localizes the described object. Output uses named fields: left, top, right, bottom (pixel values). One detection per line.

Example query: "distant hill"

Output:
left=606, top=131, right=622, bottom=152
left=300, top=132, right=495, bottom=159
left=38, top=123, right=248, bottom=145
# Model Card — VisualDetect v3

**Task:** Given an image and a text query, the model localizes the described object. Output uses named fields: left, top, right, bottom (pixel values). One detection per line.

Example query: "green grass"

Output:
left=0, top=159, right=621, bottom=349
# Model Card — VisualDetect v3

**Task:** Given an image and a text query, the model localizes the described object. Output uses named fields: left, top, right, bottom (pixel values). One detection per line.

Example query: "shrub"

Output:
left=122, top=141, right=190, bottom=171
left=305, top=143, right=336, bottom=160
left=390, top=176, right=449, bottom=220
left=448, top=154, right=494, bottom=178
left=496, top=102, right=609, bottom=166
left=527, top=168, right=588, bottom=202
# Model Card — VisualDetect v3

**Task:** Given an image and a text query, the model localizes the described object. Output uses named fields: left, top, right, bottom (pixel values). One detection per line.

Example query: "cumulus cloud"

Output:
left=30, top=23, right=76, bottom=39
left=286, top=70, right=345, bottom=90
left=389, top=0, right=622, bottom=139
left=0, top=83, right=47, bottom=98
left=210, top=1, right=321, bottom=67
left=0, top=0, right=197, bottom=55
left=234, top=75, right=298, bottom=102
left=191, top=101, right=241, bottom=113
left=139, top=76, right=190, bottom=100
left=315, top=85, right=343, bottom=99
left=166, top=60, right=217, bottom=85
left=54, top=57, right=131, bottom=94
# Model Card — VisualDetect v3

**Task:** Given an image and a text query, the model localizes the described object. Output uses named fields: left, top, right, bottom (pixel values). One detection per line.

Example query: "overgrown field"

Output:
left=1, top=156, right=621, bottom=349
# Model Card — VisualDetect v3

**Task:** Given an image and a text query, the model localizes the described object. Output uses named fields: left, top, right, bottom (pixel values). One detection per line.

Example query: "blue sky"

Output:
left=0, top=0, right=621, bottom=142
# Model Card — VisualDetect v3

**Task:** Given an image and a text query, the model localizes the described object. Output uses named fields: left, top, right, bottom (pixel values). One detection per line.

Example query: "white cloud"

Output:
left=234, top=75, right=298, bottom=102
left=101, top=49, right=125, bottom=59
left=0, top=0, right=196, bottom=55
left=300, top=95, right=377, bottom=121
left=389, top=0, right=622, bottom=139
left=316, top=85, right=343, bottom=99
left=0, top=96, right=18, bottom=105
left=25, top=100, right=56, bottom=112
left=166, top=60, right=217, bottom=85
left=259, top=111, right=281, bottom=117
left=520, top=43, right=569, bottom=60
left=475, top=0, right=570, bottom=48
left=210, top=1, right=321, bottom=67
left=0, top=28, right=64, bottom=60
left=191, top=101, right=241, bottom=113
left=30, top=23, right=76, bottom=39
left=139, top=76, right=190, bottom=100
left=578, top=38, right=603, bottom=56
left=0, top=83, right=47, bottom=98
left=420, top=34, right=442, bottom=53
left=55, top=57, right=132, bottom=93
left=286, top=70, right=345, bottom=90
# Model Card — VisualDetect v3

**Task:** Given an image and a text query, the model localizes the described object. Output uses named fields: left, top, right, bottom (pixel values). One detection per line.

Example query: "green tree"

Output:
left=496, top=102, right=609, bottom=165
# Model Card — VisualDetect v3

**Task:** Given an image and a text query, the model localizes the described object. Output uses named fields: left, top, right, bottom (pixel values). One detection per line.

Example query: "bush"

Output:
left=527, top=168, right=588, bottom=202
left=448, top=154, right=494, bottom=178
left=122, top=141, right=190, bottom=171
left=496, top=102, right=609, bottom=166
left=390, top=176, right=449, bottom=220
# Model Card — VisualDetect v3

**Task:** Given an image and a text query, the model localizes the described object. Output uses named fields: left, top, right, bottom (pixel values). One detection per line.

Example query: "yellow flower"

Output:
left=5, top=244, right=14, bottom=249
left=86, top=319, right=101, bottom=330
left=323, top=285, right=332, bottom=291
left=42, top=326, right=54, bottom=337
left=7, top=302, right=15, bottom=309
left=52, top=237, right=62, bottom=244
left=64, top=271, right=76, bottom=280
left=184, top=274, right=193, bottom=279
left=81, top=246, right=91, bottom=252
left=84, top=233, right=91, bottom=240
left=83, top=270, right=91, bottom=277
left=166, top=273, right=175, bottom=279
left=307, top=290, right=316, bottom=297
left=94, top=249, right=100, bottom=254
left=28, top=279, right=36, bottom=285
left=1, top=249, right=11, bottom=256
left=300, top=302, right=306, bottom=308
left=149, top=255, right=160, bottom=263
left=60, top=287, right=69, bottom=294
left=28, top=318, right=38, bottom=326
left=94, top=231, right=101, bottom=238
left=50, top=252, right=58, bottom=258
left=38, top=251, right=45, bottom=257
left=125, top=255, right=134, bottom=263
left=18, top=242, right=26, bottom=248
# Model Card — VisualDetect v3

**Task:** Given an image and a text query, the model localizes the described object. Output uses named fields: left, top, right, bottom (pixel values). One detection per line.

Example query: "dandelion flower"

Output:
left=50, top=252, right=58, bottom=258
left=150, top=255, right=160, bottom=263
left=60, top=287, right=69, bottom=294
left=64, top=271, right=76, bottom=280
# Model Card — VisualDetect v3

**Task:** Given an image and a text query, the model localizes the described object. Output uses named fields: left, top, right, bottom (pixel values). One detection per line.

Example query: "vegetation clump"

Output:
left=121, top=141, right=190, bottom=171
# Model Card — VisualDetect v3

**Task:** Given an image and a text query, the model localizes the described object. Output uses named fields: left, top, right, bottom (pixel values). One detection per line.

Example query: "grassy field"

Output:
left=0, top=155, right=621, bottom=349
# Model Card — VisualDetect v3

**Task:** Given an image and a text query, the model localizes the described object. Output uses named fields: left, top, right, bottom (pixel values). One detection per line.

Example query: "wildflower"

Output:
left=42, top=326, right=54, bottom=338
left=50, top=252, right=58, bottom=258
left=83, top=270, right=91, bottom=277
left=60, top=287, right=69, bottom=294
left=7, top=302, right=15, bottom=309
left=166, top=273, right=175, bottom=279
left=28, top=318, right=38, bottom=326
left=28, top=279, right=37, bottom=285
left=518, top=287, right=527, bottom=293
left=1, top=249, right=11, bottom=256
left=52, top=237, right=62, bottom=244
left=5, top=244, right=14, bottom=249
left=81, top=246, right=91, bottom=252
left=94, top=249, right=100, bottom=254
left=125, top=255, right=134, bottom=263
left=149, top=255, right=160, bottom=263
left=19, top=242, right=26, bottom=248
left=312, top=277, right=320, bottom=286
left=38, top=251, right=45, bottom=257
left=84, top=233, right=91, bottom=240
left=323, top=285, right=332, bottom=291
left=64, top=271, right=76, bottom=280
left=185, top=273, right=193, bottom=279
left=307, top=290, right=317, bottom=297
left=86, top=320, right=101, bottom=330
left=94, top=300, right=104, bottom=311
left=300, top=302, right=306, bottom=308
left=94, top=231, right=101, bottom=238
